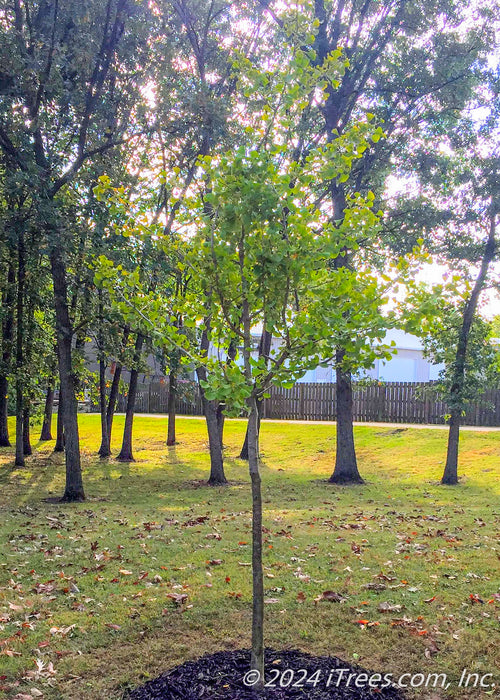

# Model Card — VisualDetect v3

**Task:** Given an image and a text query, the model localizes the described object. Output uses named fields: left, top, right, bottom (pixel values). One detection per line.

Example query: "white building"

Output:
left=296, top=329, right=443, bottom=384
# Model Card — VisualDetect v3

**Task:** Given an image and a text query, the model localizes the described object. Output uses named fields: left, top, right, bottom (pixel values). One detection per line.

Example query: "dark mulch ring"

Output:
left=126, top=648, right=406, bottom=699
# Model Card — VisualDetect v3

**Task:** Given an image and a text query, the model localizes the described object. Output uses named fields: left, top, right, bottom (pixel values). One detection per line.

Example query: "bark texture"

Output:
left=248, top=400, right=264, bottom=686
left=116, top=334, right=144, bottom=462
left=98, top=357, right=111, bottom=458
left=106, top=362, right=122, bottom=441
left=240, top=330, right=272, bottom=460
left=40, top=382, right=54, bottom=441
left=0, top=259, right=15, bottom=447
left=15, top=229, right=25, bottom=467
left=329, top=350, right=364, bottom=484
left=50, top=249, right=84, bottom=501
left=166, top=364, right=177, bottom=447
left=54, top=390, right=65, bottom=452
left=22, top=405, right=32, bottom=456
left=197, top=325, right=227, bottom=485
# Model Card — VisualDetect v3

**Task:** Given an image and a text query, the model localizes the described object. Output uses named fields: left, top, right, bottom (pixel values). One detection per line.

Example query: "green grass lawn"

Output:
left=0, top=414, right=499, bottom=699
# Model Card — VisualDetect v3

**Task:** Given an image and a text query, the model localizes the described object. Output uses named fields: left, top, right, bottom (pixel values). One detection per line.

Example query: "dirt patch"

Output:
left=126, top=648, right=405, bottom=699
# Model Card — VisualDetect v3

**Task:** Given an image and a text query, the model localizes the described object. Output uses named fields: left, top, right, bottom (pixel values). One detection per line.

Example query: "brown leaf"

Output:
left=318, top=591, right=346, bottom=603
left=166, top=593, right=188, bottom=606
left=363, top=582, right=386, bottom=592
left=378, top=601, right=403, bottom=613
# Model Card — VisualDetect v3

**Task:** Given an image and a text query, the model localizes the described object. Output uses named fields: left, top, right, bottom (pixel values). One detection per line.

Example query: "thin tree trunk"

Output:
left=214, top=338, right=238, bottom=452
left=240, top=401, right=263, bottom=460
left=98, top=358, right=111, bottom=458
left=116, top=334, right=143, bottom=462
left=50, top=249, right=84, bottom=501
left=238, top=227, right=265, bottom=684
left=40, top=382, right=54, bottom=441
left=248, top=397, right=264, bottom=685
left=329, top=349, right=364, bottom=484
left=106, top=326, right=129, bottom=441
left=54, top=389, right=65, bottom=452
left=0, top=375, right=10, bottom=447
left=0, top=259, right=15, bottom=447
left=15, top=382, right=24, bottom=466
left=240, top=330, right=272, bottom=459
left=15, top=228, right=25, bottom=467
left=166, top=365, right=177, bottom=446
left=106, top=362, right=122, bottom=441
left=22, top=404, right=32, bottom=455
left=442, top=207, right=497, bottom=485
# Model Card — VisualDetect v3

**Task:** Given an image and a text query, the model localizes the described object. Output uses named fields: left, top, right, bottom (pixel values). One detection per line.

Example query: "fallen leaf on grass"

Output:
left=469, top=594, right=484, bottom=604
left=49, top=625, right=76, bottom=637
left=314, top=591, right=346, bottom=604
left=378, top=602, right=404, bottom=613
left=363, top=583, right=386, bottom=592
left=165, top=593, right=188, bottom=606
left=354, top=620, right=380, bottom=628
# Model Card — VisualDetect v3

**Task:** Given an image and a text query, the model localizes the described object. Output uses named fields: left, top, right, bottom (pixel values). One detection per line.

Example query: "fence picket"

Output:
left=110, top=380, right=500, bottom=427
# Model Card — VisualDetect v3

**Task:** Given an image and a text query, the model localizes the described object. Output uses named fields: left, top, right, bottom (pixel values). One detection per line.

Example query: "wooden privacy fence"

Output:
left=115, top=380, right=500, bottom=427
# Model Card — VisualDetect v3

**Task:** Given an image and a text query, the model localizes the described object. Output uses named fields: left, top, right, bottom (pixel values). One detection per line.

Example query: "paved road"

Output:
left=132, top=414, right=500, bottom=432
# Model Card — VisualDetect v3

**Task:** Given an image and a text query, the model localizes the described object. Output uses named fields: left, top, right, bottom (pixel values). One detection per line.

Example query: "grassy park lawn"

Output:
left=0, top=414, right=499, bottom=699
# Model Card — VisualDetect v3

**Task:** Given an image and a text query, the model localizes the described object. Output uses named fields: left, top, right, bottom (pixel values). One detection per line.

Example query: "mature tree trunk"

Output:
left=442, top=208, right=497, bottom=485
left=196, top=324, right=227, bottom=484
left=442, top=410, right=461, bottom=485
left=216, top=401, right=225, bottom=450
left=248, top=397, right=264, bottom=685
left=116, top=334, right=143, bottom=462
left=98, top=358, right=111, bottom=458
left=329, top=349, right=364, bottom=484
left=202, top=394, right=227, bottom=484
left=40, top=382, right=55, bottom=441
left=54, top=389, right=65, bottom=452
left=240, top=330, right=272, bottom=460
left=50, top=249, right=84, bottom=501
left=22, top=404, right=32, bottom=456
left=0, top=259, right=15, bottom=447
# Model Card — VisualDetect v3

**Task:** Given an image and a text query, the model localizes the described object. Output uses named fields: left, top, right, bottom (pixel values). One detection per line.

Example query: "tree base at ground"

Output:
left=127, top=648, right=404, bottom=700
left=328, top=472, right=364, bottom=485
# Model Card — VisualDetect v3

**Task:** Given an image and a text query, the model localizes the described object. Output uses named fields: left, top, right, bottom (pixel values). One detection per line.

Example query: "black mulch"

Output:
left=126, top=648, right=405, bottom=699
